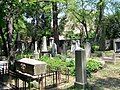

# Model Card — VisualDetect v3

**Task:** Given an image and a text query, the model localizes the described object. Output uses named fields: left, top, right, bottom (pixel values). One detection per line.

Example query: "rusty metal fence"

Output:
left=0, top=62, right=8, bottom=82
left=0, top=66, right=69, bottom=90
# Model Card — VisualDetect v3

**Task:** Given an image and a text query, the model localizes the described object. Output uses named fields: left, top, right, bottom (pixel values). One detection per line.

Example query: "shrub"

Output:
left=86, top=58, right=102, bottom=73
left=40, top=55, right=75, bottom=75
left=16, top=52, right=33, bottom=60
left=92, top=44, right=99, bottom=52
left=93, top=51, right=102, bottom=57
left=103, top=50, right=114, bottom=57
left=40, top=55, right=67, bottom=71
left=16, top=53, right=103, bottom=76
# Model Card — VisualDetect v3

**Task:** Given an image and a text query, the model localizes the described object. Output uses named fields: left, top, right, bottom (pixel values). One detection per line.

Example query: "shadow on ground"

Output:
left=62, top=77, right=120, bottom=90
left=93, top=77, right=120, bottom=89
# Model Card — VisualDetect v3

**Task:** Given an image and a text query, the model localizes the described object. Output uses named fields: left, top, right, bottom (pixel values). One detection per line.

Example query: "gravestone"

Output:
left=71, top=40, right=76, bottom=53
left=75, top=49, right=87, bottom=89
left=34, top=41, right=39, bottom=60
left=49, top=37, right=54, bottom=48
left=31, top=43, right=34, bottom=52
left=71, top=40, right=81, bottom=53
left=105, top=40, right=111, bottom=50
left=21, top=42, right=25, bottom=53
left=63, top=41, right=67, bottom=55
left=84, top=42, right=91, bottom=59
left=42, top=36, right=48, bottom=52
left=75, top=40, right=81, bottom=50
left=113, top=38, right=120, bottom=53
left=35, top=41, right=37, bottom=52
left=51, top=43, right=57, bottom=57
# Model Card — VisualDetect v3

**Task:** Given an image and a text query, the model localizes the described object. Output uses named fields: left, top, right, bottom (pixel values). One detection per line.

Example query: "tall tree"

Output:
left=52, top=2, right=60, bottom=52
left=94, top=0, right=105, bottom=42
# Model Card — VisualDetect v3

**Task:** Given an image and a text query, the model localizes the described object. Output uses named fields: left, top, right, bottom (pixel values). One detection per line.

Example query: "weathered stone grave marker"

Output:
left=75, top=48, right=87, bottom=89
left=42, top=36, right=48, bottom=52
left=63, top=41, right=67, bottom=55
left=84, top=42, right=91, bottom=59
left=34, top=41, right=39, bottom=60
left=22, top=42, right=25, bottom=54
left=113, top=38, right=120, bottom=53
left=51, top=42, right=57, bottom=57
left=71, top=40, right=76, bottom=54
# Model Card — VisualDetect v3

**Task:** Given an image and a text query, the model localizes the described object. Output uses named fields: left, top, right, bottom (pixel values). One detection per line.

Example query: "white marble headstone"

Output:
left=71, top=41, right=76, bottom=53
left=84, top=42, right=91, bottom=58
left=75, top=40, right=81, bottom=50
left=35, top=41, right=38, bottom=52
left=49, top=37, right=54, bottom=48
left=42, top=36, right=48, bottom=52
left=34, top=41, right=39, bottom=60
left=22, top=42, right=25, bottom=53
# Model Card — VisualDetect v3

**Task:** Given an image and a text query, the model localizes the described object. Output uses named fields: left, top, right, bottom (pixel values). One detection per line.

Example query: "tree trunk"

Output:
left=94, top=0, right=105, bottom=42
left=6, top=17, right=13, bottom=56
left=82, top=19, right=89, bottom=40
left=0, top=27, right=8, bottom=56
left=52, top=2, right=60, bottom=53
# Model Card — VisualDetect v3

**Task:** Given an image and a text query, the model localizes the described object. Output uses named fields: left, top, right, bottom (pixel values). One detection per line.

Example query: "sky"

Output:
left=25, top=0, right=120, bottom=23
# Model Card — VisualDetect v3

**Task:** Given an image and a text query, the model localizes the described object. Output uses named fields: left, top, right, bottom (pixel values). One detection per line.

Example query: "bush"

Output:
left=40, top=55, right=75, bottom=75
left=40, top=55, right=67, bottom=71
left=93, top=51, right=102, bottom=57
left=16, top=53, right=103, bottom=76
left=103, top=50, right=114, bottom=57
left=16, top=52, right=33, bottom=60
left=86, top=58, right=102, bottom=73
left=92, top=44, right=99, bottom=52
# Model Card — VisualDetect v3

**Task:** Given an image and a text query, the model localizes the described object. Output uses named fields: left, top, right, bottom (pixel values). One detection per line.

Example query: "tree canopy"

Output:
left=0, top=0, right=120, bottom=56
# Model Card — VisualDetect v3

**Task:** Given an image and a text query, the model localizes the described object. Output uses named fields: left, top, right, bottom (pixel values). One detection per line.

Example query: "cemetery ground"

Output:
left=87, top=60, right=120, bottom=90
left=22, top=57, right=120, bottom=90
left=0, top=52, right=120, bottom=90
left=51, top=60, right=120, bottom=90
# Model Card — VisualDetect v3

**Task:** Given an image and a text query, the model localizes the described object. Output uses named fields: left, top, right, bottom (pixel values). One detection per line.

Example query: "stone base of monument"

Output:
left=74, top=82, right=88, bottom=89
left=41, top=51, right=50, bottom=56
left=34, top=52, right=39, bottom=60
